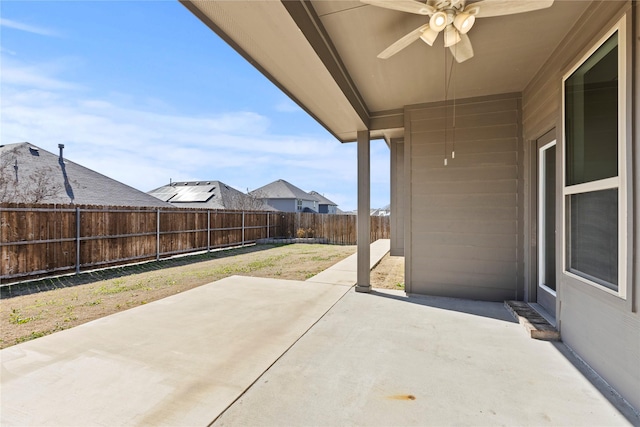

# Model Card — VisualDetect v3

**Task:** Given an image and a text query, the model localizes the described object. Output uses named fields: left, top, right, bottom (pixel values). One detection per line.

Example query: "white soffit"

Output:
left=187, top=1, right=367, bottom=141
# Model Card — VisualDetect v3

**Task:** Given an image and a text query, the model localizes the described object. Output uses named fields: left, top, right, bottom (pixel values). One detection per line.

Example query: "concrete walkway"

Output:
left=2, top=238, right=637, bottom=426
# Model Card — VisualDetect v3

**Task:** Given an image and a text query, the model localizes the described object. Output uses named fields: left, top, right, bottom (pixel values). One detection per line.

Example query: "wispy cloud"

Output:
left=0, top=18, right=60, bottom=37
left=1, top=56, right=82, bottom=91
left=0, top=57, right=391, bottom=210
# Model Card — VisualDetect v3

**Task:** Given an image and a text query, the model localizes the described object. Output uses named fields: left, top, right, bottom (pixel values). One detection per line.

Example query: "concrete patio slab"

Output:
left=214, top=289, right=635, bottom=426
left=1, top=276, right=351, bottom=426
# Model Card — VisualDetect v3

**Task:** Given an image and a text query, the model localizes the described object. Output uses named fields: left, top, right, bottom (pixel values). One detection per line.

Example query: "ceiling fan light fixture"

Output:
left=444, top=25, right=461, bottom=47
left=453, top=12, right=475, bottom=34
left=429, top=11, right=448, bottom=32
left=420, top=26, right=439, bottom=46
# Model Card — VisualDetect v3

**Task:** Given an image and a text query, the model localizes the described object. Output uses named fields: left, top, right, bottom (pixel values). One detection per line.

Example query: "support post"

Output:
left=356, top=130, right=371, bottom=293
left=75, top=207, right=81, bottom=274
left=266, top=212, right=270, bottom=239
left=156, top=209, right=160, bottom=261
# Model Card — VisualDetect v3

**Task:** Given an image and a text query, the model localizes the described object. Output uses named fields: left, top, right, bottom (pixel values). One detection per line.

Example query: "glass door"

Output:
left=537, top=139, right=557, bottom=317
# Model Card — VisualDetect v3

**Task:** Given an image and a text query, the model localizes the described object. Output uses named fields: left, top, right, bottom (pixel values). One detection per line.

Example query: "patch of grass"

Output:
left=32, top=299, right=61, bottom=308
left=95, top=279, right=128, bottom=295
left=94, top=278, right=152, bottom=295
left=209, top=264, right=242, bottom=275
left=310, top=255, right=336, bottom=262
left=16, top=331, right=47, bottom=344
left=84, top=299, right=102, bottom=306
left=9, top=308, right=37, bottom=325
left=62, top=305, right=77, bottom=322
left=395, top=282, right=405, bottom=289
left=246, top=255, right=285, bottom=270
left=15, top=325, right=65, bottom=345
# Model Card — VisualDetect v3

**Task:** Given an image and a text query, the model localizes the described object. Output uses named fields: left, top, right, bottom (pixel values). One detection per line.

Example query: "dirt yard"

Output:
left=1, top=243, right=404, bottom=349
left=371, top=253, right=405, bottom=291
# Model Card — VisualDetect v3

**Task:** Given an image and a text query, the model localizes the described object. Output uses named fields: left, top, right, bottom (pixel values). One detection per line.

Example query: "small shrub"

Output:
left=296, top=228, right=315, bottom=238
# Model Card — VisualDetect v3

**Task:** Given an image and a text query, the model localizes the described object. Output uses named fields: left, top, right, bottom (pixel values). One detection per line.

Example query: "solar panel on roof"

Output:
left=149, top=187, right=177, bottom=202
left=170, top=192, right=214, bottom=202
left=169, top=185, right=216, bottom=202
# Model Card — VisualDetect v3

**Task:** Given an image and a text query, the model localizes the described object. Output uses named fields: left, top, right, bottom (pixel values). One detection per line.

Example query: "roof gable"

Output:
left=308, top=191, right=337, bottom=206
left=0, top=142, right=170, bottom=207
left=250, top=179, right=315, bottom=201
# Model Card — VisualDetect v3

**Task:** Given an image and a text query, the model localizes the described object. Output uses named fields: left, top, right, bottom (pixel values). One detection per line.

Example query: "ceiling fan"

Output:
left=361, top=0, right=554, bottom=62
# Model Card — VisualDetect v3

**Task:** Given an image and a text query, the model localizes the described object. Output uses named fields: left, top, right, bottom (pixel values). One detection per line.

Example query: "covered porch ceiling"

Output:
left=181, top=0, right=591, bottom=142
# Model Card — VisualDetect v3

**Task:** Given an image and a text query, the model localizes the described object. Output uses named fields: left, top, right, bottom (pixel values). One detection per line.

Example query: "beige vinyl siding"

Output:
left=390, top=139, right=404, bottom=256
left=405, top=94, right=522, bottom=301
left=522, top=0, right=638, bottom=411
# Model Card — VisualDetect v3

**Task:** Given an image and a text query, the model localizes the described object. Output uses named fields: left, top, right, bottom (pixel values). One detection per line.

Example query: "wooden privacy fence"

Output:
left=1, top=203, right=389, bottom=283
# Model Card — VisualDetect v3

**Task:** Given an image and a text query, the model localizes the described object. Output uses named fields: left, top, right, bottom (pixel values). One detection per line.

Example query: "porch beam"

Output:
left=280, top=0, right=370, bottom=129
left=356, top=130, right=371, bottom=293
left=369, top=109, right=404, bottom=131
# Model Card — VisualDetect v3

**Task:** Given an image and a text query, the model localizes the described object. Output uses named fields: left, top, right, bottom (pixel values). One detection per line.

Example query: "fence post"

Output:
left=295, top=212, right=299, bottom=237
left=75, top=207, right=80, bottom=274
left=266, top=212, right=270, bottom=239
left=156, top=209, right=160, bottom=261
left=241, top=211, right=245, bottom=247
left=207, top=210, right=211, bottom=253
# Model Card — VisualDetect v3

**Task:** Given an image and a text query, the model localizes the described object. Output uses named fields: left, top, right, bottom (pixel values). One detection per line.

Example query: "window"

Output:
left=562, top=17, right=628, bottom=297
left=297, top=199, right=302, bottom=211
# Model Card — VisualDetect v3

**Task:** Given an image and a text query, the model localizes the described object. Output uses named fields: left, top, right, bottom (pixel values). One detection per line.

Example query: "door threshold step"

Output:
left=504, top=301, right=560, bottom=341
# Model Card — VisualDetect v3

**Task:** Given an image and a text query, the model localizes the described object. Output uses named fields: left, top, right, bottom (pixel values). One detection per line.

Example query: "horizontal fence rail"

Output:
left=0, top=203, right=389, bottom=284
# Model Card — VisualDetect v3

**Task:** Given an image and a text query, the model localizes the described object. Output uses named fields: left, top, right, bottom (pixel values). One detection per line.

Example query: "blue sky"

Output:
left=0, top=1, right=389, bottom=211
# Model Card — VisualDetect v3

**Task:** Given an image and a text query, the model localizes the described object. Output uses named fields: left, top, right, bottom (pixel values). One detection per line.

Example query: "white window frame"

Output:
left=561, top=16, right=628, bottom=299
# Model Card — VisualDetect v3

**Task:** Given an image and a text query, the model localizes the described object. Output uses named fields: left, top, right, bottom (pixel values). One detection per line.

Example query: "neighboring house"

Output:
left=308, top=191, right=338, bottom=214
left=0, top=142, right=170, bottom=207
left=370, top=204, right=390, bottom=217
left=345, top=206, right=390, bottom=216
left=148, top=180, right=273, bottom=211
left=250, top=179, right=318, bottom=213
left=183, top=0, right=639, bottom=411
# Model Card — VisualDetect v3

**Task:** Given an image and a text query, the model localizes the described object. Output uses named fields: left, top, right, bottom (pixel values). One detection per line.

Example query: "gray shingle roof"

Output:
left=0, top=142, right=171, bottom=207
left=148, top=180, right=276, bottom=210
left=249, top=179, right=315, bottom=201
left=308, top=191, right=337, bottom=206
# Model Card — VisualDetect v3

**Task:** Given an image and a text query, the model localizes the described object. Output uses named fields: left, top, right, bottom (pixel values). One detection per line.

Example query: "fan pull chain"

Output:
left=443, top=46, right=448, bottom=166
left=444, top=49, right=456, bottom=166
left=452, top=50, right=456, bottom=160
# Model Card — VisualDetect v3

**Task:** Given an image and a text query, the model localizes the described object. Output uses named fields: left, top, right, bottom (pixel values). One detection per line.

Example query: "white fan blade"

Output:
left=467, top=0, right=553, bottom=18
left=361, top=0, right=436, bottom=15
left=378, top=23, right=430, bottom=59
left=450, top=33, right=474, bottom=63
